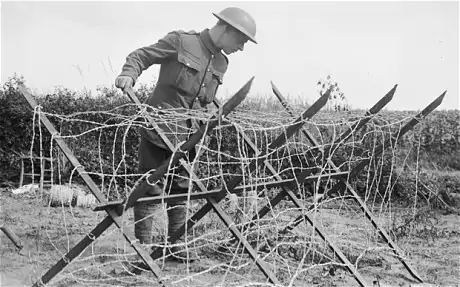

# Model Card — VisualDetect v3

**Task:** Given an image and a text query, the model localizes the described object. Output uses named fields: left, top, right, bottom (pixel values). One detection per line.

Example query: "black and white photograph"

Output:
left=1, top=1, right=459, bottom=286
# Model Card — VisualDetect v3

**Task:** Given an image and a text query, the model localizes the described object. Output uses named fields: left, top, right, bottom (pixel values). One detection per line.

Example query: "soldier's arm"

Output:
left=119, top=31, right=181, bottom=84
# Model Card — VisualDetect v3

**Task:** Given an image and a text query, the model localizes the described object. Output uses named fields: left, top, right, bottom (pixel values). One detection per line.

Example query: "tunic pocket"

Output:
left=175, top=53, right=202, bottom=95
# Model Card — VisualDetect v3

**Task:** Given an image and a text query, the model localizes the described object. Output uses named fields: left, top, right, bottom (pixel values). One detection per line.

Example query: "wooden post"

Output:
left=1, top=224, right=23, bottom=251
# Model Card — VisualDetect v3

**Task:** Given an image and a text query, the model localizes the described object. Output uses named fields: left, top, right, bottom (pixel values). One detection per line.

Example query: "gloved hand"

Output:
left=115, top=75, right=134, bottom=91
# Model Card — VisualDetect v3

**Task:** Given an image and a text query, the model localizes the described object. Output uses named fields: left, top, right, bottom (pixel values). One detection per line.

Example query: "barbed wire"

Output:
left=21, top=103, right=429, bottom=287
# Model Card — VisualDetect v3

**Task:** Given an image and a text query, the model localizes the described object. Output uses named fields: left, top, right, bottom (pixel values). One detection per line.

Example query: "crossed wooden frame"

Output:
left=19, top=78, right=445, bottom=287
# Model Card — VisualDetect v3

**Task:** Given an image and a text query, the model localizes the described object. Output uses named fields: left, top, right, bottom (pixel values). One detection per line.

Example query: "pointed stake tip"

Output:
left=386, top=89, right=396, bottom=98
left=233, top=77, right=255, bottom=100
left=246, top=76, right=255, bottom=87
left=271, top=82, right=280, bottom=94
left=433, top=90, right=447, bottom=100
left=423, top=93, right=446, bottom=113
left=436, top=91, right=447, bottom=102
left=379, top=85, right=398, bottom=101
left=317, top=92, right=330, bottom=106
left=239, top=76, right=255, bottom=91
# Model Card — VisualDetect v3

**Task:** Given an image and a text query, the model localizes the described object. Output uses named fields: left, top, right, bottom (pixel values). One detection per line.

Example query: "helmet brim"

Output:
left=213, top=12, right=258, bottom=44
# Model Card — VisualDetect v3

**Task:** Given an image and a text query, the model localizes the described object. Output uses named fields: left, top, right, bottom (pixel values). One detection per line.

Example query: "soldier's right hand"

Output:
left=115, top=76, right=133, bottom=91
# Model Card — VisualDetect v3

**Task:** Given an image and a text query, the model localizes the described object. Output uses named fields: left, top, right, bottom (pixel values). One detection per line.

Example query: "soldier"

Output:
left=115, top=7, right=257, bottom=263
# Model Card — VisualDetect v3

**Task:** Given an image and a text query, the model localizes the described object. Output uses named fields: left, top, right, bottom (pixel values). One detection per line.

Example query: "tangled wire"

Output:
left=23, top=102, right=426, bottom=287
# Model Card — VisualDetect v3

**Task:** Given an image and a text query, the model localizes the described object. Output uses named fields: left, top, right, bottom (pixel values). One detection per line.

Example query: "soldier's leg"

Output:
left=165, top=148, right=199, bottom=261
left=133, top=137, right=170, bottom=244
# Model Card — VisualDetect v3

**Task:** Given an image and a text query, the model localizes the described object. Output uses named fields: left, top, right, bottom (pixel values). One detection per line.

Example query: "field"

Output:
left=1, top=185, right=459, bottom=287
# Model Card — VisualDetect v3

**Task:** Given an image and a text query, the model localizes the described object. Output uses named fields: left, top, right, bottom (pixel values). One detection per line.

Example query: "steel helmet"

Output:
left=213, top=7, right=257, bottom=44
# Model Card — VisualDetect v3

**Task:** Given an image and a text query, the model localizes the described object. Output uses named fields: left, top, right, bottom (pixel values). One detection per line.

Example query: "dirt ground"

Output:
left=1, top=188, right=459, bottom=287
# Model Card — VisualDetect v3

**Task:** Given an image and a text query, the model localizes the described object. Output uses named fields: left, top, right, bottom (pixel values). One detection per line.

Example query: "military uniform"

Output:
left=118, top=29, right=228, bottom=244
left=120, top=28, right=228, bottom=150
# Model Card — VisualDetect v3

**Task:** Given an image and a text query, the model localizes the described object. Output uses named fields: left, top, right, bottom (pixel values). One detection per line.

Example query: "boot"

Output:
left=128, top=205, right=197, bottom=274
left=165, top=245, right=199, bottom=263
left=166, top=203, right=199, bottom=263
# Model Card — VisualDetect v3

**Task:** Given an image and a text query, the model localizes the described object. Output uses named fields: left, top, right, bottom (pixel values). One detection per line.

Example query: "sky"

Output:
left=1, top=1, right=459, bottom=111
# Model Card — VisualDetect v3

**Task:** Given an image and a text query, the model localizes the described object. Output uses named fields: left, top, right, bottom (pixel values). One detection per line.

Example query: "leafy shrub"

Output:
left=1, top=74, right=459, bottom=205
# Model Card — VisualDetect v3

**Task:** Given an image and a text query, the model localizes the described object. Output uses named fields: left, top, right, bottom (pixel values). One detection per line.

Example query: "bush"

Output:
left=0, top=76, right=151, bottom=196
left=1, top=74, right=459, bottom=205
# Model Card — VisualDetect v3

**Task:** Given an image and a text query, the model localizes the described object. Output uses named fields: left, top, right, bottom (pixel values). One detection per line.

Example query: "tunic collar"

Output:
left=199, top=29, right=220, bottom=55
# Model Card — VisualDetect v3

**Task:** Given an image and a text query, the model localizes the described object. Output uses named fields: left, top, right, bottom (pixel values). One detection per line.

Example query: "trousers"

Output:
left=133, top=136, right=197, bottom=244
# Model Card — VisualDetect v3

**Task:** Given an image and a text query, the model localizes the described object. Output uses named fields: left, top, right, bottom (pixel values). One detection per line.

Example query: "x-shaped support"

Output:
left=19, top=86, right=168, bottom=287
left=244, top=82, right=445, bottom=285
left=121, top=78, right=281, bottom=284
left=139, top=85, right=336, bottom=285
left=21, top=78, right=253, bottom=287
left=140, top=86, right=374, bottom=285
left=209, top=84, right=398, bottom=286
